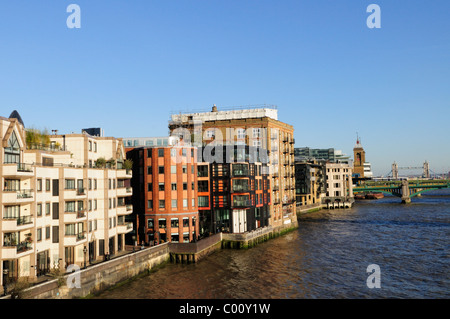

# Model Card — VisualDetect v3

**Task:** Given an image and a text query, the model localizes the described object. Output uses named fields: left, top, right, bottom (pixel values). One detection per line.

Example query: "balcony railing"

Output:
left=232, top=199, right=252, bottom=207
left=126, top=187, right=132, bottom=193
left=126, top=204, right=133, bottom=211
left=17, top=163, right=33, bottom=172
left=76, top=232, right=86, bottom=241
left=16, top=241, right=33, bottom=253
left=198, top=171, right=209, bottom=178
left=17, top=189, right=33, bottom=199
left=77, top=210, right=86, bottom=218
left=232, top=169, right=249, bottom=177
left=232, top=185, right=250, bottom=193
left=17, top=215, right=33, bottom=226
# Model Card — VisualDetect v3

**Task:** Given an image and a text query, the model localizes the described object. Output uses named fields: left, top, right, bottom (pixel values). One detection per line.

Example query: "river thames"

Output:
left=96, top=189, right=449, bottom=299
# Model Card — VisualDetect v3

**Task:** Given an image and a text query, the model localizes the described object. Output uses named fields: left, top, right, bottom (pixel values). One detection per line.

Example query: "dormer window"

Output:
left=5, top=131, right=20, bottom=163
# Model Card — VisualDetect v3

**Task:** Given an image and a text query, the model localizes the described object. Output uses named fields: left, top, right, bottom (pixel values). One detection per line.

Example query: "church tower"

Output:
left=353, top=135, right=365, bottom=178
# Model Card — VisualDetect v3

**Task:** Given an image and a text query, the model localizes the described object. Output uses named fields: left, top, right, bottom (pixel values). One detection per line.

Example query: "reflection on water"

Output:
left=96, top=190, right=450, bottom=299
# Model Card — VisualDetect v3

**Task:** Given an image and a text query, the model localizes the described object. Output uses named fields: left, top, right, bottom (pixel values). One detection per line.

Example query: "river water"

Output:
left=96, top=190, right=450, bottom=299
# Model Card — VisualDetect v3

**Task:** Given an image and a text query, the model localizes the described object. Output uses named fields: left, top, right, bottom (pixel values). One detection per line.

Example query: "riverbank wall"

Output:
left=221, top=220, right=299, bottom=249
left=1, top=243, right=171, bottom=299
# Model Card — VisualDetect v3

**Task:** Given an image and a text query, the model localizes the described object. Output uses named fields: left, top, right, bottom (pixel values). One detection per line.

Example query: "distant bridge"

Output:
left=354, top=179, right=450, bottom=203
left=385, top=161, right=443, bottom=179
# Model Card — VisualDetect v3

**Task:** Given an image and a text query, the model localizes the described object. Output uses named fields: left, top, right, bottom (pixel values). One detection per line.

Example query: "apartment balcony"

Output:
left=64, top=232, right=86, bottom=246
left=2, top=242, right=34, bottom=259
left=117, top=204, right=133, bottom=215
left=117, top=222, right=133, bottom=234
left=231, top=199, right=252, bottom=208
left=64, top=188, right=87, bottom=199
left=64, top=210, right=86, bottom=223
left=117, top=187, right=133, bottom=197
left=2, top=163, right=34, bottom=178
left=232, top=185, right=250, bottom=193
left=117, top=169, right=132, bottom=179
left=232, top=169, right=249, bottom=177
left=17, top=189, right=34, bottom=200
left=2, top=189, right=34, bottom=204
left=1, top=215, right=34, bottom=231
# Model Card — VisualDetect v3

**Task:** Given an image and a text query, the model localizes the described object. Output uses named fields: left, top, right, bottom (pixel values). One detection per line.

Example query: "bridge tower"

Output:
left=392, top=162, right=399, bottom=179
left=423, top=161, right=430, bottom=179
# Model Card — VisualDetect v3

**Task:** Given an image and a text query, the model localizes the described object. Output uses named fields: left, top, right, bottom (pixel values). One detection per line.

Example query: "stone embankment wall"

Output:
left=12, top=243, right=170, bottom=299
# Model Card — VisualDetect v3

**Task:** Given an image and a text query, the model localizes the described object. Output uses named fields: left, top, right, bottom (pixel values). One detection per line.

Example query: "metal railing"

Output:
left=232, top=199, right=252, bottom=207
left=17, top=163, right=33, bottom=172
left=17, top=215, right=33, bottom=226
left=16, top=241, right=33, bottom=253
left=17, top=189, right=33, bottom=199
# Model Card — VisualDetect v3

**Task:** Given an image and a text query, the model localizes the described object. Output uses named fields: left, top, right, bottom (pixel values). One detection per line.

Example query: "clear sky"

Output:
left=1, top=0, right=449, bottom=176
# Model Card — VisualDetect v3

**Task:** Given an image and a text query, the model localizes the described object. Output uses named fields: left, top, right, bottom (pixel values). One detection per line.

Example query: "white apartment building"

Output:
left=1, top=112, right=132, bottom=291
left=325, top=163, right=354, bottom=199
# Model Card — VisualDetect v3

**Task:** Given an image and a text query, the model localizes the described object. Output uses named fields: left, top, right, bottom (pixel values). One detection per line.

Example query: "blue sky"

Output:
left=1, top=0, right=449, bottom=176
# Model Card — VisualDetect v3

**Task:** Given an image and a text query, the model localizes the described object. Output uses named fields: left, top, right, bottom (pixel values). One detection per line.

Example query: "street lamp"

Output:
left=83, top=246, right=87, bottom=269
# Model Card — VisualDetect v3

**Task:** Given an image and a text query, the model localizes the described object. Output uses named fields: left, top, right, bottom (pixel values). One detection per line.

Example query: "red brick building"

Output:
left=126, top=145, right=199, bottom=245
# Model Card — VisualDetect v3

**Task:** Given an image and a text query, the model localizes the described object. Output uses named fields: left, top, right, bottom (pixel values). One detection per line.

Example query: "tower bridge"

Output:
left=389, top=161, right=432, bottom=179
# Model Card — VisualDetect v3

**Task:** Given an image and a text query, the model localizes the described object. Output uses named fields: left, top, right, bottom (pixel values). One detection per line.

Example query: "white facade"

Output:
left=0, top=114, right=132, bottom=290
left=325, top=163, right=354, bottom=198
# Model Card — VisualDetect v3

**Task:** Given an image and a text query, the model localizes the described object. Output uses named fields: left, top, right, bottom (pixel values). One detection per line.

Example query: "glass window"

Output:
left=159, top=200, right=165, bottom=209
left=198, top=196, right=209, bottom=207
left=171, top=199, right=177, bottom=208
left=65, top=179, right=75, bottom=189
left=158, top=149, right=164, bottom=157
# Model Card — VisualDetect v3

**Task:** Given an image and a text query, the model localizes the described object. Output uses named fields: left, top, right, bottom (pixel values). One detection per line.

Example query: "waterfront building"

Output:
left=0, top=111, right=133, bottom=292
left=294, top=160, right=326, bottom=207
left=324, top=162, right=354, bottom=207
left=126, top=143, right=199, bottom=245
left=168, top=105, right=296, bottom=228
left=196, top=144, right=271, bottom=236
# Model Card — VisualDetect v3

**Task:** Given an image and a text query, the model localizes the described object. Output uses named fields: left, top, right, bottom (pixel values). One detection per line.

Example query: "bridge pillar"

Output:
left=401, top=180, right=411, bottom=204
left=401, top=197, right=411, bottom=204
